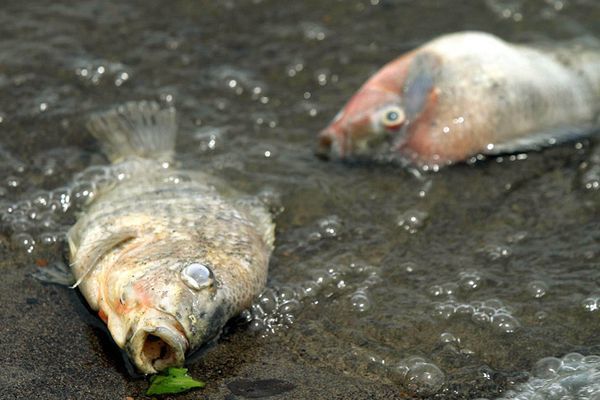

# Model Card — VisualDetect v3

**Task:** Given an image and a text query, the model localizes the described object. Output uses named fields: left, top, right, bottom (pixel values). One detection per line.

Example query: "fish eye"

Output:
left=180, top=263, right=214, bottom=290
left=381, top=106, right=405, bottom=129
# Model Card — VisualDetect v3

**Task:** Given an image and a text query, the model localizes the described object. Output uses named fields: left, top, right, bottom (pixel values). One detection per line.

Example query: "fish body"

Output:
left=68, top=102, right=274, bottom=373
left=318, top=31, right=600, bottom=168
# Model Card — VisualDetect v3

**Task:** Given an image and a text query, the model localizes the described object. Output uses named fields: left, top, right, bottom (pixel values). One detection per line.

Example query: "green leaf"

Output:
left=146, top=367, right=205, bottom=395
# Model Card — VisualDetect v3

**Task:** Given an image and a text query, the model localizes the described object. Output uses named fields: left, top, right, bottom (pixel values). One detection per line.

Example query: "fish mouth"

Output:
left=317, top=127, right=345, bottom=160
left=128, top=318, right=189, bottom=374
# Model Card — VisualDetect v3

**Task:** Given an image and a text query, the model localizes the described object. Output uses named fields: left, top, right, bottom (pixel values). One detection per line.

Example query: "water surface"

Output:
left=0, top=1, right=599, bottom=399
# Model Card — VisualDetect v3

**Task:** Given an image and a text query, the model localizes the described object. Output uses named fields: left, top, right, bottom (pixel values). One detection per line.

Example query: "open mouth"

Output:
left=128, top=322, right=188, bottom=373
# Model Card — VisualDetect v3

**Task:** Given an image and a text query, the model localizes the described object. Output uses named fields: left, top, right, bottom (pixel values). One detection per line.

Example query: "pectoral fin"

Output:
left=70, top=228, right=138, bottom=288
left=403, top=52, right=439, bottom=119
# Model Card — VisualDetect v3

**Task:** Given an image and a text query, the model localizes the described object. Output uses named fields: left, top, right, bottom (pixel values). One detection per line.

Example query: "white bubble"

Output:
left=400, top=261, right=417, bottom=273
left=455, top=304, right=475, bottom=316
left=441, top=282, right=458, bottom=296
left=71, top=181, right=96, bottom=207
left=258, top=288, right=278, bottom=313
left=527, top=281, right=548, bottom=299
left=12, top=232, right=35, bottom=254
left=533, top=357, right=562, bottom=379
left=248, top=319, right=265, bottom=332
left=6, top=176, right=20, bottom=188
left=428, top=285, right=443, bottom=297
left=403, top=356, right=427, bottom=369
left=318, top=215, right=342, bottom=238
left=480, top=244, right=512, bottom=260
left=350, top=290, right=370, bottom=312
left=459, top=271, right=482, bottom=291
left=535, top=311, right=548, bottom=321
left=440, top=332, right=458, bottom=344
left=483, top=299, right=504, bottom=309
left=433, top=303, right=455, bottom=319
left=583, top=355, right=600, bottom=364
left=279, top=299, right=300, bottom=314
left=389, top=363, right=410, bottom=383
left=562, top=353, right=584, bottom=365
left=479, top=306, right=496, bottom=316
left=404, top=362, right=445, bottom=395
left=277, top=286, right=297, bottom=302
left=300, top=281, right=318, bottom=298
left=472, top=312, right=490, bottom=325
left=491, top=313, right=520, bottom=333
left=250, top=303, right=266, bottom=319
left=581, top=297, right=599, bottom=312
left=38, top=232, right=59, bottom=246
left=50, top=187, right=72, bottom=212
left=397, top=209, right=428, bottom=234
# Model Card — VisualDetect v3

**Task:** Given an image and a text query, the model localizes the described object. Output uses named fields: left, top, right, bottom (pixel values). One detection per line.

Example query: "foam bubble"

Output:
left=472, top=311, right=491, bottom=325
left=440, top=332, right=459, bottom=345
left=581, top=296, right=599, bottom=312
left=491, top=313, right=520, bottom=333
left=74, top=59, right=132, bottom=87
left=350, top=289, right=371, bottom=312
left=500, top=352, right=600, bottom=400
left=581, top=150, right=600, bottom=190
left=279, top=299, right=301, bottom=314
left=38, top=232, right=59, bottom=246
left=71, top=181, right=96, bottom=207
left=318, top=215, right=342, bottom=238
left=397, top=209, right=428, bottom=234
left=50, top=187, right=72, bottom=213
left=5, top=176, right=21, bottom=189
left=243, top=262, right=382, bottom=336
left=527, top=281, right=548, bottom=299
left=404, top=362, right=445, bottom=395
left=12, top=232, right=35, bottom=253
left=400, top=261, right=418, bottom=273
left=455, top=304, right=475, bottom=316
left=534, top=311, right=548, bottom=321
left=458, top=270, right=482, bottom=291
left=479, top=244, right=512, bottom=260
left=432, top=297, right=521, bottom=334
left=257, top=288, right=278, bottom=313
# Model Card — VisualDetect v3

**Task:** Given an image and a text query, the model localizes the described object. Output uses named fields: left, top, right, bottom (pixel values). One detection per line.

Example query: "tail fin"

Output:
left=86, top=101, right=176, bottom=163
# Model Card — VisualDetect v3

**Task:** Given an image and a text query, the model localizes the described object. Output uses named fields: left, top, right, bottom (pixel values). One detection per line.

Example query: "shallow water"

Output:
left=0, top=0, right=599, bottom=399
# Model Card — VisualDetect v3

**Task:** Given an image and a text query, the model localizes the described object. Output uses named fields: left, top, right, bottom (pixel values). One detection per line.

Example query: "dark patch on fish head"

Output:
left=165, top=260, right=237, bottom=351
left=317, top=87, right=406, bottom=160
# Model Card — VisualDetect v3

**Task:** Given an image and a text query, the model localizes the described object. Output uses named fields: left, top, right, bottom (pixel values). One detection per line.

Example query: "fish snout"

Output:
left=316, top=126, right=345, bottom=160
left=128, top=318, right=189, bottom=374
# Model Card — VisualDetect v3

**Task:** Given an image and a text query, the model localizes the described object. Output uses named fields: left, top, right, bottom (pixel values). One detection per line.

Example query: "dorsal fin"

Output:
left=86, top=101, right=177, bottom=163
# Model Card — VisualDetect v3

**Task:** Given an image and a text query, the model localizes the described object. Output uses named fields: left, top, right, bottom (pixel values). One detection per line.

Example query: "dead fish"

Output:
left=318, top=31, right=600, bottom=169
left=68, top=101, right=274, bottom=373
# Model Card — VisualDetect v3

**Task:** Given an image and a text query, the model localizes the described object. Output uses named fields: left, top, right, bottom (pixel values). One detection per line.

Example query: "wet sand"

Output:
left=0, top=241, right=407, bottom=399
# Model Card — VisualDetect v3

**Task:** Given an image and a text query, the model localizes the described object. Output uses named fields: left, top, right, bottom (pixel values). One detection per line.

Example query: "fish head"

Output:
left=317, top=87, right=406, bottom=160
left=103, top=254, right=231, bottom=374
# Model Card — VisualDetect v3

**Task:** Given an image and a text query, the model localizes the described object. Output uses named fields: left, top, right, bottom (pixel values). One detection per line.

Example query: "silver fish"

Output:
left=68, top=101, right=274, bottom=373
left=318, top=31, right=600, bottom=169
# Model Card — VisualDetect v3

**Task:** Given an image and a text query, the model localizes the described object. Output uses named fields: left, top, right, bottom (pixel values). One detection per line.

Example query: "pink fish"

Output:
left=318, top=32, right=600, bottom=169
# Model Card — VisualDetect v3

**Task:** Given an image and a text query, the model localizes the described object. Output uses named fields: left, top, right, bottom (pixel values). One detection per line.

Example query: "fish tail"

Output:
left=86, top=101, right=177, bottom=163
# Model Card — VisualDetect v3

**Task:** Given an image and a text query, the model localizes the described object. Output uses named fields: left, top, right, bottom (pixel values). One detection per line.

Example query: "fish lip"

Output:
left=128, top=318, right=189, bottom=374
left=316, top=126, right=346, bottom=160
left=315, top=129, right=333, bottom=160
